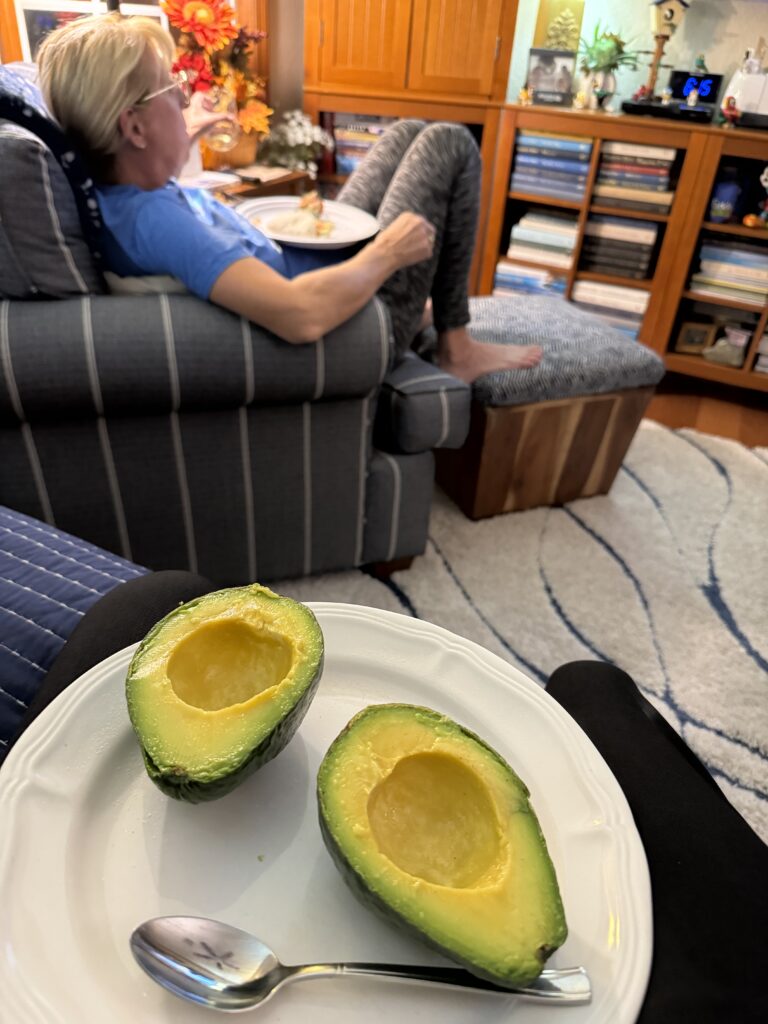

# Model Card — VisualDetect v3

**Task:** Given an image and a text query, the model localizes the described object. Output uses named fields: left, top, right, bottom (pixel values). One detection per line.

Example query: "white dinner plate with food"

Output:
left=237, top=196, right=380, bottom=248
left=0, top=604, right=652, bottom=1024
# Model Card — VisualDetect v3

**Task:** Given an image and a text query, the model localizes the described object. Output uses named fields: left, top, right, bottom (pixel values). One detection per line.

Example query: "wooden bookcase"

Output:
left=480, top=106, right=768, bottom=396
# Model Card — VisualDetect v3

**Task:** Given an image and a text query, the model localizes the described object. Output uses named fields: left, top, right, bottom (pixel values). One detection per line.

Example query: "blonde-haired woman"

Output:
left=38, top=14, right=542, bottom=381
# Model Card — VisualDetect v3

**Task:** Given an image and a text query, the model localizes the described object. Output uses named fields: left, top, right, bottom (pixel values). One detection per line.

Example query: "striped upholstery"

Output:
left=467, top=296, right=665, bottom=407
left=0, top=293, right=464, bottom=583
left=0, top=505, right=145, bottom=748
left=374, top=352, right=471, bottom=454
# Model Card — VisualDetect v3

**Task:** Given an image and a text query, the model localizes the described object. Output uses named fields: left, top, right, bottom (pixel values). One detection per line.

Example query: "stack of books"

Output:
left=580, top=215, right=659, bottom=279
left=510, top=131, right=592, bottom=201
left=332, top=115, right=396, bottom=174
left=506, top=211, right=579, bottom=270
left=592, top=142, right=676, bottom=214
left=493, top=263, right=567, bottom=298
left=688, top=239, right=768, bottom=307
left=571, top=280, right=650, bottom=340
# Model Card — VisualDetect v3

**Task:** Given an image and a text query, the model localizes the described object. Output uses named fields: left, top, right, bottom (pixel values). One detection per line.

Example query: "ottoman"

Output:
left=436, top=296, right=666, bottom=519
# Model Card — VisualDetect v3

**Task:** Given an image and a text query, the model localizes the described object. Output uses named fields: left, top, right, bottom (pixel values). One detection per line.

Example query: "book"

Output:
left=516, top=144, right=591, bottom=162
left=581, top=237, right=654, bottom=257
left=699, top=260, right=768, bottom=283
left=511, top=166, right=590, bottom=185
left=572, top=281, right=650, bottom=314
left=584, top=217, right=658, bottom=244
left=506, top=243, right=573, bottom=268
left=690, top=274, right=768, bottom=298
left=602, top=141, right=677, bottom=162
left=521, top=212, right=580, bottom=235
left=517, top=132, right=592, bottom=154
left=514, top=154, right=591, bottom=175
left=700, top=245, right=768, bottom=268
left=511, top=226, right=576, bottom=250
left=511, top=172, right=587, bottom=192
left=598, top=172, right=671, bottom=191
left=592, top=196, right=673, bottom=214
left=600, top=161, right=671, bottom=177
left=580, top=262, right=650, bottom=280
left=510, top=176, right=585, bottom=199
left=593, top=183, right=674, bottom=205
left=687, top=284, right=765, bottom=306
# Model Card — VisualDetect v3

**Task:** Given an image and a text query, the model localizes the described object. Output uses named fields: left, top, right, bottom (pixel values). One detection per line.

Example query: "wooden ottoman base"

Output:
left=436, top=386, right=655, bottom=519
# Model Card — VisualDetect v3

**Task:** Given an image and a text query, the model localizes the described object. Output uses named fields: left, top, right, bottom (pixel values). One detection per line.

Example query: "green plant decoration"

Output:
left=578, top=22, right=640, bottom=74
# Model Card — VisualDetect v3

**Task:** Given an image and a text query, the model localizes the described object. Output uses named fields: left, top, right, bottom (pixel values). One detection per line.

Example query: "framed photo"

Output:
left=12, top=1, right=166, bottom=61
left=674, top=321, right=718, bottom=355
left=527, top=48, right=576, bottom=107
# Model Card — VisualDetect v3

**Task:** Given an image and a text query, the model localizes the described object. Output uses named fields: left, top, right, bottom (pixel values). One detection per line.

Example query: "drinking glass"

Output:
left=203, top=88, right=241, bottom=153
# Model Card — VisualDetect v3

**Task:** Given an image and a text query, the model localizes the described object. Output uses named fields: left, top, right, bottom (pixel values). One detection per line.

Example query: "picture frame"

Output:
left=526, top=48, right=576, bottom=107
left=674, top=321, right=718, bottom=355
left=11, top=1, right=166, bottom=61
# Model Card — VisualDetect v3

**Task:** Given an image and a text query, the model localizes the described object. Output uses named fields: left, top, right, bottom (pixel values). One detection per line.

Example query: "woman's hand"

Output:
left=373, top=213, right=436, bottom=269
left=182, top=91, right=237, bottom=143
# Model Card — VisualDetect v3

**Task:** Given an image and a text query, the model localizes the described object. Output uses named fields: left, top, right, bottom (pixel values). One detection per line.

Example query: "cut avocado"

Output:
left=317, top=703, right=567, bottom=987
left=126, top=584, right=323, bottom=803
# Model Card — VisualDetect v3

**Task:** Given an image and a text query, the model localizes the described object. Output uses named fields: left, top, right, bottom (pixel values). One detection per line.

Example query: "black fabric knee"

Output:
left=546, top=660, right=768, bottom=1024
left=2, top=570, right=216, bottom=763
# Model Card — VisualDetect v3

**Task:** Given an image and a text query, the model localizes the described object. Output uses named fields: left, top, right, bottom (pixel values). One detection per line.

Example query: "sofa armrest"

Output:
left=373, top=351, right=470, bottom=454
left=0, top=293, right=392, bottom=423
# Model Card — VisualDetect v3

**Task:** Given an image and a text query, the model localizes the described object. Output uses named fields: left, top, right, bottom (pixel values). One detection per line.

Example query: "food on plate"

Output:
left=317, top=703, right=567, bottom=987
left=125, top=585, right=324, bottom=803
left=266, top=190, right=334, bottom=238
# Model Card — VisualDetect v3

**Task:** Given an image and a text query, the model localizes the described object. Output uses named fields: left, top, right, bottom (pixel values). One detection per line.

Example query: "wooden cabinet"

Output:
left=305, top=0, right=518, bottom=102
left=479, top=106, right=768, bottom=396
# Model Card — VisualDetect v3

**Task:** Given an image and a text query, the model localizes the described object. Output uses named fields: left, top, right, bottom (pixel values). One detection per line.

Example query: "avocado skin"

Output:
left=140, top=652, right=323, bottom=804
left=317, top=703, right=567, bottom=988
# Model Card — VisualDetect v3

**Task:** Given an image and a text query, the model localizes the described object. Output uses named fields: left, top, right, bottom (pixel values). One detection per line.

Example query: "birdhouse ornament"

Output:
left=650, top=1, right=691, bottom=38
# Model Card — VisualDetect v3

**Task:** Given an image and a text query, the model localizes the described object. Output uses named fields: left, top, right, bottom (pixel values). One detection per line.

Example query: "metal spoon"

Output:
left=130, top=915, right=591, bottom=1012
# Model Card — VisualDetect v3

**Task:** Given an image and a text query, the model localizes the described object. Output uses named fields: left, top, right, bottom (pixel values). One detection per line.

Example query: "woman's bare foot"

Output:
left=436, top=326, right=543, bottom=383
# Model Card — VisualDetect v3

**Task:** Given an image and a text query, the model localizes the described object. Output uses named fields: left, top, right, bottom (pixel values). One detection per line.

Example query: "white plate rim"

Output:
left=236, top=196, right=380, bottom=248
left=0, top=602, right=653, bottom=1023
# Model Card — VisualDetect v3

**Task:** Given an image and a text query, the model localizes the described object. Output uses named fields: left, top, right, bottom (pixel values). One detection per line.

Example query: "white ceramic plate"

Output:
left=0, top=604, right=652, bottom=1024
left=236, top=196, right=379, bottom=248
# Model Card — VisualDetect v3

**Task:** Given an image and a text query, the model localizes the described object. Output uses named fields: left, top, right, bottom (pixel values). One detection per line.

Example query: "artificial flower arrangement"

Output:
left=161, top=0, right=273, bottom=139
left=256, top=110, right=334, bottom=179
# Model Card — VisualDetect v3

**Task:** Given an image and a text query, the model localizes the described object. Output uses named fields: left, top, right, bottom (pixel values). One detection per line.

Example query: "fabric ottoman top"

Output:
left=467, top=296, right=665, bottom=407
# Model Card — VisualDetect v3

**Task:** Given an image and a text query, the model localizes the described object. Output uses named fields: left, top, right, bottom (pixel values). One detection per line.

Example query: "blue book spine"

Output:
left=512, top=170, right=586, bottom=188
left=518, top=133, right=592, bottom=154
left=513, top=166, right=589, bottom=185
left=515, top=154, right=589, bottom=174
left=516, top=144, right=590, bottom=163
left=511, top=227, right=576, bottom=249
left=511, top=175, right=585, bottom=197
left=700, top=246, right=768, bottom=268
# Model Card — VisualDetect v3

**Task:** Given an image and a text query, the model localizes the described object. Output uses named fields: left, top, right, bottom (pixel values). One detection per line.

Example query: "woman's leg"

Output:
left=547, top=661, right=768, bottom=1024
left=340, top=120, right=542, bottom=380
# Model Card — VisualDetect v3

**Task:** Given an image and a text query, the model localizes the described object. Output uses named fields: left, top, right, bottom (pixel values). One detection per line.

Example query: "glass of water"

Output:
left=203, top=88, right=241, bottom=153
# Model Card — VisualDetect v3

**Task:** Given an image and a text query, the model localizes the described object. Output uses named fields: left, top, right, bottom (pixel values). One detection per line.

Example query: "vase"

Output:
left=582, top=70, right=616, bottom=110
left=201, top=132, right=259, bottom=171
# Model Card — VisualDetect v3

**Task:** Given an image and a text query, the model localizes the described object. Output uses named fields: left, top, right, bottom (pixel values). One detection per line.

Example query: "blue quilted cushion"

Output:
left=0, top=506, right=146, bottom=749
left=468, top=296, right=665, bottom=407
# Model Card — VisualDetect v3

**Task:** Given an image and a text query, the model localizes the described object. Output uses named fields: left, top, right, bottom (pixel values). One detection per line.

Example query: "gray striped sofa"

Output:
left=0, top=69, right=471, bottom=585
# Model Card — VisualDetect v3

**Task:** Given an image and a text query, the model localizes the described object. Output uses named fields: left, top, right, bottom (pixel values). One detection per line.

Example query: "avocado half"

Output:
left=317, top=703, right=567, bottom=987
left=126, top=584, right=323, bottom=803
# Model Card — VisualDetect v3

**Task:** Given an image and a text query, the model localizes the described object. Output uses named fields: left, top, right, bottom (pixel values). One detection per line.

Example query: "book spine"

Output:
left=513, top=167, right=589, bottom=184
left=700, top=247, right=768, bottom=268
left=517, top=132, right=592, bottom=154
left=584, top=225, right=658, bottom=244
left=516, top=144, right=591, bottom=162
left=602, top=142, right=677, bottom=161
left=592, top=197, right=673, bottom=213
left=506, top=244, right=572, bottom=268
left=699, top=261, right=768, bottom=282
left=593, top=183, right=674, bottom=204
left=514, top=154, right=591, bottom=174
left=598, top=172, right=670, bottom=190
left=511, top=172, right=586, bottom=191
left=600, top=160, right=671, bottom=176
left=510, top=177, right=585, bottom=199
left=511, top=227, right=576, bottom=249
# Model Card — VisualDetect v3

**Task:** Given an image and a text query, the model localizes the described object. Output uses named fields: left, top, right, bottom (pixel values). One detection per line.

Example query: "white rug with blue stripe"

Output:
left=277, top=420, right=768, bottom=844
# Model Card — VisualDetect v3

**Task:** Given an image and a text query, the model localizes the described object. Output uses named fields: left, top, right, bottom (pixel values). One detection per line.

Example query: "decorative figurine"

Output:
left=646, top=1, right=694, bottom=96
left=742, top=165, right=768, bottom=229
left=720, top=95, right=740, bottom=127
left=686, top=86, right=700, bottom=107
left=660, top=86, right=673, bottom=105
left=694, top=53, right=709, bottom=73
left=572, top=89, right=588, bottom=110
left=633, top=83, right=652, bottom=102
left=518, top=86, right=533, bottom=107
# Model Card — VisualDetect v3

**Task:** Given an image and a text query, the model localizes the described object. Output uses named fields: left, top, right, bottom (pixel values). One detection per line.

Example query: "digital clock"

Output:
left=668, top=71, right=723, bottom=106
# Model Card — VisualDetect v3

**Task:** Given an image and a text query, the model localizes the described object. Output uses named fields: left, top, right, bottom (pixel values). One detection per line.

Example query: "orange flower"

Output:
left=161, top=0, right=238, bottom=51
left=238, top=99, right=273, bottom=136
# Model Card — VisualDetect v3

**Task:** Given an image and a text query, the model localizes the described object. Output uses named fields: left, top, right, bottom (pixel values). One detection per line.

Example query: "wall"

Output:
left=507, top=0, right=768, bottom=106
left=268, top=0, right=304, bottom=117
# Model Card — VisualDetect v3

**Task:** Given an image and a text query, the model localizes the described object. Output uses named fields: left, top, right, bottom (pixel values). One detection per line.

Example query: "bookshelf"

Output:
left=480, top=106, right=768, bottom=395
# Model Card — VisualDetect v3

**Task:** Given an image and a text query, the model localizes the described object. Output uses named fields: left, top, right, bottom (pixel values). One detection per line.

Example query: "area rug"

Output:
left=277, top=420, right=768, bottom=842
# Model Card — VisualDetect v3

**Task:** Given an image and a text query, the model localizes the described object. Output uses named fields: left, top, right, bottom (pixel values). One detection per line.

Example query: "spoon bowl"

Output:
left=130, top=915, right=592, bottom=1012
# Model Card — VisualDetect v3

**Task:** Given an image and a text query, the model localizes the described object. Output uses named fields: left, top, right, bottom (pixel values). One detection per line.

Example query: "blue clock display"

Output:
left=683, top=75, right=713, bottom=99
left=669, top=71, right=723, bottom=104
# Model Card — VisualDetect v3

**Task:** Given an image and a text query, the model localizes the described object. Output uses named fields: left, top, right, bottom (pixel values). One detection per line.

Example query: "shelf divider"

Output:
left=565, top=139, right=602, bottom=299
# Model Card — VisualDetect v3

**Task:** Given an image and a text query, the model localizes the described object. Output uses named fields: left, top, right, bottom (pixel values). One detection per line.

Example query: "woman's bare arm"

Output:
left=209, top=212, right=435, bottom=343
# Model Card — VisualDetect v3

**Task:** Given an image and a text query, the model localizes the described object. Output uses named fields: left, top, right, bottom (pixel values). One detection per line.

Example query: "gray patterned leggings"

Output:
left=338, top=120, right=480, bottom=355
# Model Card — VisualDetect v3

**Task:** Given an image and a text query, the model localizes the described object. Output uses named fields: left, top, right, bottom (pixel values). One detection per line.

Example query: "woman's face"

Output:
left=124, top=47, right=190, bottom=185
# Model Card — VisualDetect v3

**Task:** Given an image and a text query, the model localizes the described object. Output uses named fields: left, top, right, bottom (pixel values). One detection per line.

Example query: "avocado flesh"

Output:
left=126, top=584, right=323, bottom=802
left=317, top=704, right=567, bottom=987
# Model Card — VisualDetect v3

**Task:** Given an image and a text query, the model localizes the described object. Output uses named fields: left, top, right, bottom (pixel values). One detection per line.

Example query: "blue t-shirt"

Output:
left=95, top=181, right=347, bottom=299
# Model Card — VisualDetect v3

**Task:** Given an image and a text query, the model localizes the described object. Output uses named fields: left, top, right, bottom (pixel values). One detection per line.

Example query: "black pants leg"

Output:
left=547, top=661, right=768, bottom=1024
left=2, top=570, right=216, bottom=762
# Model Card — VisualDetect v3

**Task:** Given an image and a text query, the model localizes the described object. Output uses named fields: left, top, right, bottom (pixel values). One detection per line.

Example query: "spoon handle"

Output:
left=290, top=963, right=591, bottom=1003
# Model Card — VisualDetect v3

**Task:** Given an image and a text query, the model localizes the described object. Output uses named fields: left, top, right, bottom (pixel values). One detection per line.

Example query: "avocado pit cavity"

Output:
left=167, top=619, right=293, bottom=711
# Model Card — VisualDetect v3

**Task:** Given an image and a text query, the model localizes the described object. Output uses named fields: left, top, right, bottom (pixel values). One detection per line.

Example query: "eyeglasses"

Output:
left=139, top=70, right=192, bottom=108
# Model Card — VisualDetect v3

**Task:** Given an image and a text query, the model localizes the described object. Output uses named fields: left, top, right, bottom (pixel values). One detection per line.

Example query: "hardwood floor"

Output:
left=644, top=373, right=768, bottom=448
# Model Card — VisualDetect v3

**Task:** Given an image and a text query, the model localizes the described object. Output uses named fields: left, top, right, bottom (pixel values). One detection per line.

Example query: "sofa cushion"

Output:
left=467, top=295, right=665, bottom=407
left=0, top=65, right=103, bottom=299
